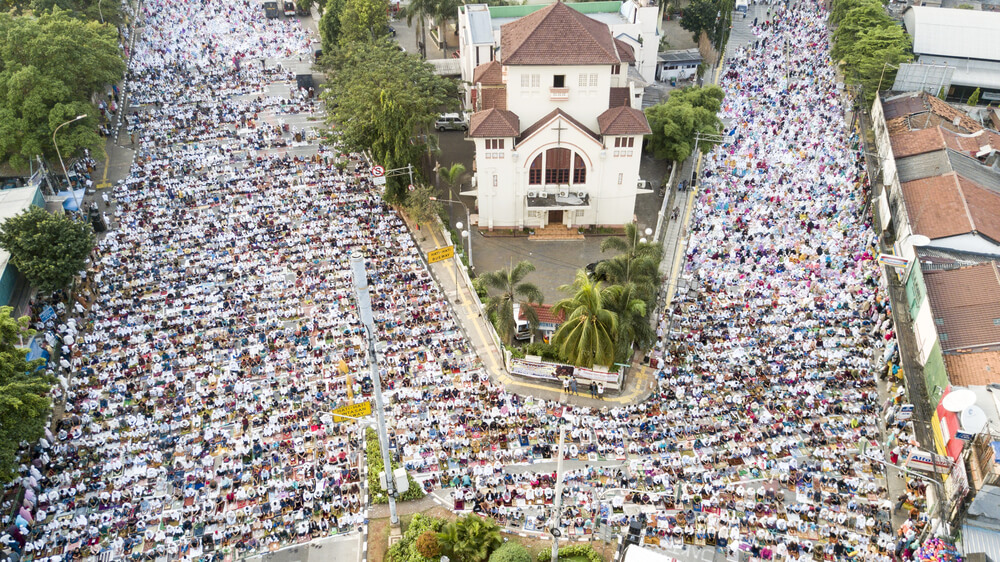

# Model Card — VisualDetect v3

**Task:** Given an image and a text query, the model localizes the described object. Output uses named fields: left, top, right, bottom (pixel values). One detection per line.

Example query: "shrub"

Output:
left=365, top=428, right=425, bottom=503
left=537, top=545, right=604, bottom=562
left=415, top=530, right=442, bottom=559
left=490, top=541, right=531, bottom=562
left=525, top=342, right=560, bottom=361
left=386, top=514, right=447, bottom=562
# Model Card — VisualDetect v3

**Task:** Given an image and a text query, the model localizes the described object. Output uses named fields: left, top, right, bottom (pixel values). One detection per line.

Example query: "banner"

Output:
left=574, top=365, right=621, bottom=386
left=510, top=358, right=559, bottom=381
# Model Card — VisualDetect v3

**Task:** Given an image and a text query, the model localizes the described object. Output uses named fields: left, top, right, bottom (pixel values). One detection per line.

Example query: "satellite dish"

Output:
left=908, top=234, right=931, bottom=247
left=960, top=405, right=989, bottom=434
left=942, top=388, right=977, bottom=412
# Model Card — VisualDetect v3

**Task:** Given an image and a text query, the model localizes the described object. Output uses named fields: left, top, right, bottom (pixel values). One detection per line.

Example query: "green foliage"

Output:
left=403, top=184, right=442, bottom=230
left=968, top=88, right=981, bottom=106
left=478, top=261, right=543, bottom=346
left=552, top=271, right=618, bottom=368
left=536, top=545, right=603, bottom=562
left=318, top=0, right=345, bottom=51
left=0, top=9, right=125, bottom=170
left=841, top=24, right=912, bottom=106
left=644, top=85, right=724, bottom=163
left=437, top=514, right=503, bottom=562
left=321, top=39, right=458, bottom=203
left=830, top=1, right=893, bottom=62
left=829, top=0, right=875, bottom=26
left=0, top=206, right=95, bottom=294
left=0, top=306, right=51, bottom=483
left=364, top=428, right=425, bottom=504
left=679, top=0, right=714, bottom=43
left=524, top=341, right=560, bottom=361
left=595, top=224, right=662, bottom=360
left=956, top=3, right=974, bottom=8
left=438, top=162, right=466, bottom=192
left=490, top=541, right=531, bottom=562
left=472, top=277, right=489, bottom=301
left=338, top=0, right=389, bottom=45
left=386, top=514, right=447, bottom=562
left=29, top=0, right=123, bottom=26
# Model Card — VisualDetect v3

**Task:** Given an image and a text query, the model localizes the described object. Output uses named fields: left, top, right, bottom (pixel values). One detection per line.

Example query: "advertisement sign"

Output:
left=574, top=365, right=621, bottom=385
left=898, top=404, right=914, bottom=421
left=878, top=253, right=910, bottom=268
left=906, top=450, right=954, bottom=474
left=511, top=358, right=560, bottom=382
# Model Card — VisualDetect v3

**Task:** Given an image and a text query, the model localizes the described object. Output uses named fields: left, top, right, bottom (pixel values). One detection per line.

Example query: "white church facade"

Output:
left=458, top=1, right=653, bottom=231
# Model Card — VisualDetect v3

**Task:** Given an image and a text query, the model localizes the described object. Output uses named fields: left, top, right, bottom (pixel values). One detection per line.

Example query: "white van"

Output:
left=512, top=303, right=532, bottom=341
left=736, top=0, right=749, bottom=13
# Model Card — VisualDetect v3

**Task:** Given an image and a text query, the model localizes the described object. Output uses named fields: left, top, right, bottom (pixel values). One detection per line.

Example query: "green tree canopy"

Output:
left=679, top=0, right=717, bottom=43
left=552, top=271, right=618, bottom=368
left=479, top=260, right=543, bottom=345
left=436, top=515, right=503, bottom=562
left=318, top=0, right=345, bottom=52
left=842, top=24, right=912, bottom=107
left=829, top=0, right=877, bottom=26
left=320, top=39, right=458, bottom=202
left=830, top=1, right=893, bottom=62
left=0, top=206, right=96, bottom=294
left=644, top=86, right=724, bottom=163
left=0, top=306, right=51, bottom=483
left=402, top=184, right=441, bottom=233
left=0, top=9, right=124, bottom=170
left=338, top=0, right=390, bottom=45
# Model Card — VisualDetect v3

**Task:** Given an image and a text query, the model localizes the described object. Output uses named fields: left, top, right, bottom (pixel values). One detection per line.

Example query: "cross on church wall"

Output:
left=551, top=121, right=567, bottom=146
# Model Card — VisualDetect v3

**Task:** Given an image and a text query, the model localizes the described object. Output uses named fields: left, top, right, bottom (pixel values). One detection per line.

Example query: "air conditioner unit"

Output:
left=559, top=189, right=569, bottom=197
left=538, top=191, right=548, bottom=198
left=575, top=191, right=586, bottom=198
left=527, top=190, right=537, bottom=198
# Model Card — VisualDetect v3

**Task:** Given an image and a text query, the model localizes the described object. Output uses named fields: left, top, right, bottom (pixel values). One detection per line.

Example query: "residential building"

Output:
left=457, top=1, right=653, bottom=231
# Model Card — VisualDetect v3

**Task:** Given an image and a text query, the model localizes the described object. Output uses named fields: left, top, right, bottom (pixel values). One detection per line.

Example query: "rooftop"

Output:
left=518, top=303, right=566, bottom=325
left=500, top=1, right=622, bottom=66
left=473, top=60, right=503, bottom=85
left=597, top=105, right=652, bottom=135
left=903, top=6, right=1000, bottom=61
left=657, top=48, right=703, bottom=65
left=943, top=350, right=1000, bottom=386
left=924, top=262, right=1000, bottom=352
left=469, top=108, right=520, bottom=138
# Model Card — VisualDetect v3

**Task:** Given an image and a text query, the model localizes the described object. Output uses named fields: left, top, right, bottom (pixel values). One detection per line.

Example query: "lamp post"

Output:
left=53, top=114, right=88, bottom=212
left=429, top=197, right=473, bottom=271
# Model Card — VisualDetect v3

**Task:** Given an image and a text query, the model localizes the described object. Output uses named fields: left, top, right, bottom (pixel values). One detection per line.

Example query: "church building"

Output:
left=458, top=1, right=653, bottom=231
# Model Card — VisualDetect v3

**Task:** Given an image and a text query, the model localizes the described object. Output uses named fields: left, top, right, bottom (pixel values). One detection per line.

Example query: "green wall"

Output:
left=924, top=341, right=948, bottom=408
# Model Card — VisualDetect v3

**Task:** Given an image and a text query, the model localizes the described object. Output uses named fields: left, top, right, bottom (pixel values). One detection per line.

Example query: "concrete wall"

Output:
left=505, top=64, right=612, bottom=132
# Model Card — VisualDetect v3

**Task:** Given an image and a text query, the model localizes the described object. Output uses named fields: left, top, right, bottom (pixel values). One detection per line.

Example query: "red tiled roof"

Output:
left=956, top=177, right=1000, bottom=244
left=518, top=303, right=565, bottom=325
left=891, top=127, right=945, bottom=158
left=609, top=87, right=630, bottom=108
left=941, top=128, right=1000, bottom=156
left=501, top=1, right=620, bottom=66
left=517, top=108, right=601, bottom=144
left=597, top=105, right=651, bottom=135
left=473, top=60, right=503, bottom=85
left=480, top=86, right=507, bottom=111
left=613, top=38, right=635, bottom=63
left=943, top=350, right=1000, bottom=386
left=469, top=108, right=519, bottom=138
left=900, top=172, right=1000, bottom=244
left=924, top=262, right=1000, bottom=352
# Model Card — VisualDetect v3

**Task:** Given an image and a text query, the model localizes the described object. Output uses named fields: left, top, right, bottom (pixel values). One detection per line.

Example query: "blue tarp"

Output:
left=26, top=337, right=49, bottom=366
left=56, top=189, right=86, bottom=211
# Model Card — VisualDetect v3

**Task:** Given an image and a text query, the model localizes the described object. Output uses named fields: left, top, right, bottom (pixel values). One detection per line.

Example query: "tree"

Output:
left=0, top=206, right=95, bottom=294
left=644, top=86, right=724, bottom=164
left=831, top=1, right=893, bottom=62
left=320, top=39, right=458, bottom=202
left=0, top=306, right=51, bottom=483
left=402, top=184, right=441, bottom=235
left=489, top=541, right=531, bottom=562
left=437, top=515, right=503, bottom=562
left=829, top=0, right=876, bottom=26
left=968, top=88, right=981, bottom=106
left=406, top=0, right=436, bottom=57
left=842, top=24, right=912, bottom=106
left=415, top=530, right=442, bottom=559
left=597, top=222, right=663, bottom=305
left=438, top=162, right=466, bottom=195
left=318, top=0, right=345, bottom=52
left=602, top=282, right=652, bottom=363
left=679, top=0, right=717, bottom=44
left=479, top=260, right=543, bottom=346
left=338, top=0, right=389, bottom=45
left=552, top=271, right=618, bottom=368
left=30, top=0, right=123, bottom=26
left=0, top=10, right=124, bottom=170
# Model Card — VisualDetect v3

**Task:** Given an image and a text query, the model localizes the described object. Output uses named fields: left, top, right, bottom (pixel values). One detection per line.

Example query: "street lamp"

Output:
left=53, top=114, right=88, bottom=213
left=429, top=196, right=473, bottom=271
left=454, top=221, right=466, bottom=304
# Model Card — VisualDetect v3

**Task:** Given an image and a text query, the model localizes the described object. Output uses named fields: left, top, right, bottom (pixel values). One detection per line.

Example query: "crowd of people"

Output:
left=0, top=0, right=932, bottom=559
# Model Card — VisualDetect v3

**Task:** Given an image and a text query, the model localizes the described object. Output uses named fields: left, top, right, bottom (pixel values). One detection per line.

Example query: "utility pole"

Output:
left=350, top=251, right=398, bottom=526
left=550, top=424, right=567, bottom=562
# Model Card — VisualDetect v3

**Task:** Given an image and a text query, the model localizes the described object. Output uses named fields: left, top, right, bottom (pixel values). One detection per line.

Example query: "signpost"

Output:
left=878, top=253, right=910, bottom=268
left=898, top=403, right=915, bottom=421
left=427, top=245, right=455, bottom=263
left=906, top=450, right=954, bottom=474
left=330, top=400, right=372, bottom=422
left=371, top=165, right=385, bottom=177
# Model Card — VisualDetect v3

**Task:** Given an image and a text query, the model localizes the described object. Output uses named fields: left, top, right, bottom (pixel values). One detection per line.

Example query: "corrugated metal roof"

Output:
left=657, top=48, right=702, bottom=65
left=903, top=6, right=1000, bottom=61
left=919, top=56, right=1000, bottom=90
left=466, top=4, right=494, bottom=45
left=963, top=521, right=1000, bottom=560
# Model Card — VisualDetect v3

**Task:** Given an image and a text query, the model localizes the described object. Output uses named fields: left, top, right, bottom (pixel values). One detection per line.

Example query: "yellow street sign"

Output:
left=427, top=245, right=455, bottom=264
left=330, top=401, right=372, bottom=422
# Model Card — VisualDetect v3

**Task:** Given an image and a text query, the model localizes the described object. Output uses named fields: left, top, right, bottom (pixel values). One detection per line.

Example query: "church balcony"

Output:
left=549, top=88, right=570, bottom=101
left=525, top=189, right=590, bottom=208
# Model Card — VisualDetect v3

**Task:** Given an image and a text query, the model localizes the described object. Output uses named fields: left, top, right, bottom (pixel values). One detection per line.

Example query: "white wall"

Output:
left=505, top=65, right=612, bottom=132
left=914, top=298, right=936, bottom=365
left=927, top=234, right=1000, bottom=255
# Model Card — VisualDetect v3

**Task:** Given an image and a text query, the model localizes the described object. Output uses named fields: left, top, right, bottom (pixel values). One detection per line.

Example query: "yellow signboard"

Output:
left=427, top=245, right=455, bottom=263
left=331, top=401, right=372, bottom=422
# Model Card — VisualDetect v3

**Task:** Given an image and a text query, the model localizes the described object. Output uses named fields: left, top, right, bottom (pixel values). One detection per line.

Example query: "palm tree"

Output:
left=479, top=260, right=543, bottom=345
left=596, top=222, right=663, bottom=306
left=602, top=282, right=654, bottom=363
left=552, top=271, right=618, bottom=368
left=405, top=0, right=436, bottom=58
left=437, top=514, right=502, bottom=562
left=438, top=162, right=466, bottom=197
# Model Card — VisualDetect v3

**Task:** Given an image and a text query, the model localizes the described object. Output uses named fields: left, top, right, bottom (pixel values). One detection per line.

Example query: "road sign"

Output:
left=371, top=165, right=385, bottom=177
left=906, top=450, right=953, bottom=474
left=330, top=401, right=372, bottom=422
left=408, top=184, right=415, bottom=191
left=372, top=176, right=386, bottom=186
left=898, top=403, right=914, bottom=421
left=427, top=245, right=455, bottom=263
left=878, top=253, right=910, bottom=268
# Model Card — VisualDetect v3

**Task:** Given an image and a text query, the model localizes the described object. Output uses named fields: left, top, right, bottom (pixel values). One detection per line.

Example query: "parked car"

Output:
left=435, top=113, right=468, bottom=131
left=283, top=1, right=296, bottom=16
left=263, top=1, right=279, bottom=19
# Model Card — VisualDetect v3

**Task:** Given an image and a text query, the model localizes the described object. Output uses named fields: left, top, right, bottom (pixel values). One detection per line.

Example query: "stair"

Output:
left=528, top=223, right=585, bottom=241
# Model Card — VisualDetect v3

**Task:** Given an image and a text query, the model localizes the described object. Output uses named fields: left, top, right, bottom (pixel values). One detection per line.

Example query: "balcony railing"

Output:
left=549, top=88, right=569, bottom=101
